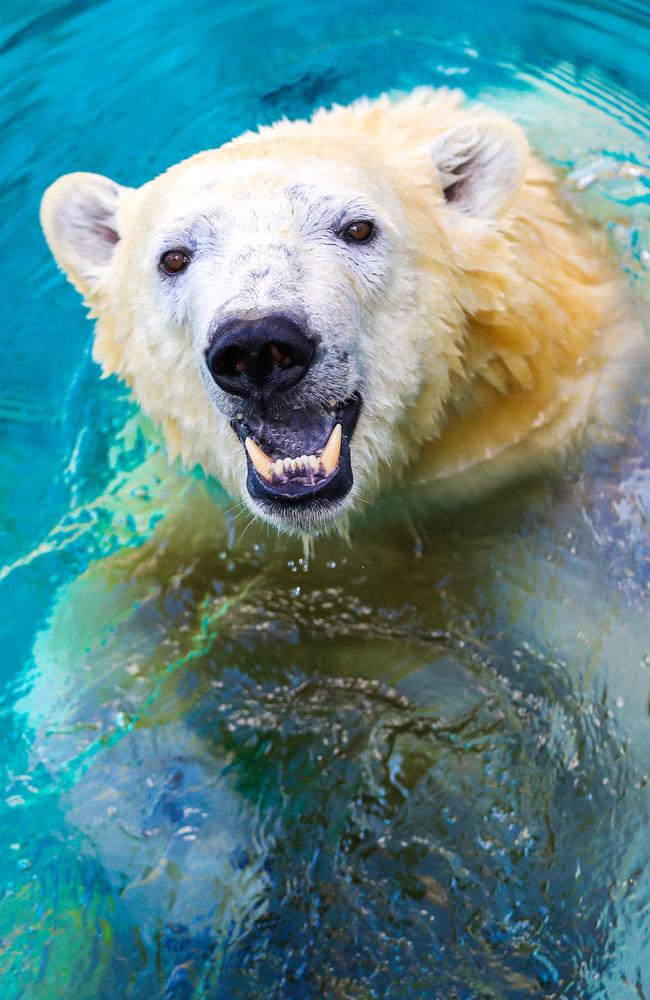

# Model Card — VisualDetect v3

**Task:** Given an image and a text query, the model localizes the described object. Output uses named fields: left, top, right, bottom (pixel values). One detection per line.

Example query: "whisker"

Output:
left=239, top=514, right=258, bottom=541
left=231, top=506, right=251, bottom=522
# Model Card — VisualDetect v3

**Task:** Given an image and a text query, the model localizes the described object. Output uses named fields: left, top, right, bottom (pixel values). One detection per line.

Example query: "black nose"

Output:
left=206, top=314, right=316, bottom=399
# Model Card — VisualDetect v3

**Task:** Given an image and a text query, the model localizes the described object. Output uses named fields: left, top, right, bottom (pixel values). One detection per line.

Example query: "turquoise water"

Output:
left=1, top=0, right=649, bottom=996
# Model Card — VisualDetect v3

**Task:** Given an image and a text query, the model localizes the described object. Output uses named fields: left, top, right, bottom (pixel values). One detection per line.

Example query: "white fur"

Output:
left=40, top=89, right=619, bottom=535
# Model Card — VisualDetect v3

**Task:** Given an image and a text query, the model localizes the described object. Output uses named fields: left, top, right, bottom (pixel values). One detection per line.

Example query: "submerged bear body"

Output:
left=41, top=88, right=624, bottom=534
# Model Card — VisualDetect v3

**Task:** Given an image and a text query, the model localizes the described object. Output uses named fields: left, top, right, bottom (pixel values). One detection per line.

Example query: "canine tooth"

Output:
left=321, top=423, right=342, bottom=475
left=245, top=437, right=273, bottom=481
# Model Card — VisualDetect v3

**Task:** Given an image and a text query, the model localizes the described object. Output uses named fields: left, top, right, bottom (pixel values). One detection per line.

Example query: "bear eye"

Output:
left=159, top=249, right=190, bottom=274
left=341, top=220, right=374, bottom=244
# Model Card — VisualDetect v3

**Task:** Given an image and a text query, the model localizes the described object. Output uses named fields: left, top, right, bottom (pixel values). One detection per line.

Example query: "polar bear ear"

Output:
left=426, top=118, right=529, bottom=220
left=40, top=172, right=130, bottom=295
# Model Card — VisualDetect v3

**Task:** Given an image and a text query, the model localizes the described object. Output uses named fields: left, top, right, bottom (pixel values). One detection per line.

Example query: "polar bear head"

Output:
left=41, top=92, right=529, bottom=534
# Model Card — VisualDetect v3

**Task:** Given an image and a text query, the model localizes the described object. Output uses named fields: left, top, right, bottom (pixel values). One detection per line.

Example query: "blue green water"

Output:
left=1, top=0, right=649, bottom=997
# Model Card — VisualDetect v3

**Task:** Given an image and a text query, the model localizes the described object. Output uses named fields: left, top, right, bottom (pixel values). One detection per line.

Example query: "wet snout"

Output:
left=206, top=314, right=316, bottom=400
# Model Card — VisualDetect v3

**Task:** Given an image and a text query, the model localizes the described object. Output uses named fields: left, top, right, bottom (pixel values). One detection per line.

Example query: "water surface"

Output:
left=0, top=1, right=649, bottom=997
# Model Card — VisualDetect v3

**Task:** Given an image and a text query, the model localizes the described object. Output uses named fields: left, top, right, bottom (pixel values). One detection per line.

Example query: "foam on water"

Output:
left=0, top=1, right=649, bottom=997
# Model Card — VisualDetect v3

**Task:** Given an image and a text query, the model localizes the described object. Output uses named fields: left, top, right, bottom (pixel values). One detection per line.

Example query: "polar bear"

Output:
left=41, top=87, right=622, bottom=535
left=25, top=88, right=650, bottom=996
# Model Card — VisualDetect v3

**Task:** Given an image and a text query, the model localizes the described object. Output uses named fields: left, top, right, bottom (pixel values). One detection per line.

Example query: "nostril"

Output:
left=211, top=345, right=249, bottom=377
left=268, top=343, right=294, bottom=368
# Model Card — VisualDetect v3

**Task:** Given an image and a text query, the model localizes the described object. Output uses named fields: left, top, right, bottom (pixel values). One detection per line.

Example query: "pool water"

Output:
left=1, top=1, right=649, bottom=997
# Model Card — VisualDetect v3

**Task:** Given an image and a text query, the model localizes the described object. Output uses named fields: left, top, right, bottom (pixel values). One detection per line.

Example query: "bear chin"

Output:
left=246, top=492, right=354, bottom=535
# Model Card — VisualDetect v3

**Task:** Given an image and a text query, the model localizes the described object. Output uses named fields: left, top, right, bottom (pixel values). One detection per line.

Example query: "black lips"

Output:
left=230, top=394, right=362, bottom=509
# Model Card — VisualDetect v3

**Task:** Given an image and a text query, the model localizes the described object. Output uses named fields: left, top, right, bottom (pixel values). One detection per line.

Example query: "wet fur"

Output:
left=41, top=87, right=624, bottom=533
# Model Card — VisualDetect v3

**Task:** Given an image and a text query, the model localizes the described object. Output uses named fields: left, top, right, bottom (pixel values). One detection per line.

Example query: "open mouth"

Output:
left=230, top=393, right=362, bottom=511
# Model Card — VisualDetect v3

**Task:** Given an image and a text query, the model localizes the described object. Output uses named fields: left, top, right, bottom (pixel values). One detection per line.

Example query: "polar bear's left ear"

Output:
left=426, top=118, right=529, bottom=220
left=40, top=172, right=131, bottom=296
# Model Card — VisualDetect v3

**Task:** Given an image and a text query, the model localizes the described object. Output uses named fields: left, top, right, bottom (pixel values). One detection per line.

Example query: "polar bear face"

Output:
left=150, top=156, right=414, bottom=517
left=41, top=103, right=528, bottom=534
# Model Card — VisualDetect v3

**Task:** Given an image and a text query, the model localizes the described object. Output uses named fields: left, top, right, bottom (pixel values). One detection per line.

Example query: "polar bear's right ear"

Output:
left=40, top=172, right=130, bottom=296
left=426, top=118, right=529, bottom=220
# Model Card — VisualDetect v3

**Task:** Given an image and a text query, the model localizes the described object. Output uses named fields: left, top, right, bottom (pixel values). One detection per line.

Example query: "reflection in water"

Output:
left=0, top=0, right=649, bottom=997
